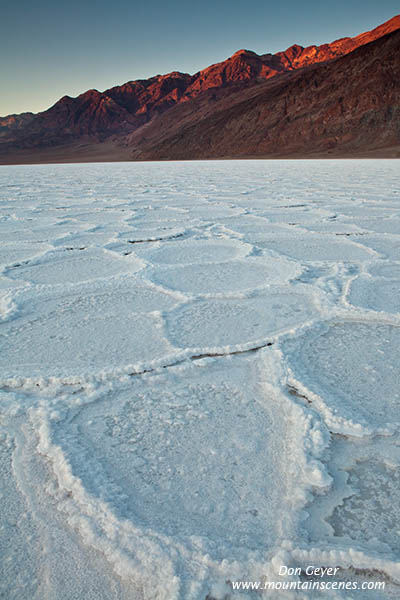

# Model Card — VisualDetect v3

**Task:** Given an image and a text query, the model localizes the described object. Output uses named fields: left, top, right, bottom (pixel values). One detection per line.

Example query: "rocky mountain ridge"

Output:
left=1, top=15, right=399, bottom=161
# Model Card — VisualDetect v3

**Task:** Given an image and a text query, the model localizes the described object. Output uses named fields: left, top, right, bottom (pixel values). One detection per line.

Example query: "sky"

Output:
left=1, top=0, right=399, bottom=116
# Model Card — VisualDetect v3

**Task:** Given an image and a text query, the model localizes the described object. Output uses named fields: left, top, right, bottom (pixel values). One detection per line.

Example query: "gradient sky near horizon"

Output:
left=1, top=0, right=399, bottom=116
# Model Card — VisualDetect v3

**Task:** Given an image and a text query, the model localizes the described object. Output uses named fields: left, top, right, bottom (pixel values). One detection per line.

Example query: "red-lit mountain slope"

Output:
left=1, top=15, right=399, bottom=162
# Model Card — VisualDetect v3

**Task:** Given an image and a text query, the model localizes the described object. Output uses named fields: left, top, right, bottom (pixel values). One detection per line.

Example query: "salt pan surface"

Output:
left=1, top=159, right=399, bottom=599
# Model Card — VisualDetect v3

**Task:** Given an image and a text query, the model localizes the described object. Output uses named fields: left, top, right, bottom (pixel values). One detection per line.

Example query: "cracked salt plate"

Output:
left=132, top=238, right=250, bottom=265
left=42, top=354, right=321, bottom=598
left=72, top=209, right=134, bottom=225
left=0, top=418, right=142, bottom=600
left=0, top=225, right=79, bottom=243
left=0, top=279, right=179, bottom=379
left=10, top=276, right=181, bottom=319
left=53, top=231, right=115, bottom=248
left=353, top=235, right=400, bottom=260
left=337, top=206, right=399, bottom=218
left=180, top=204, right=243, bottom=219
left=259, top=207, right=332, bottom=224
left=350, top=218, right=400, bottom=235
left=368, top=262, right=400, bottom=279
left=329, top=458, right=400, bottom=554
left=165, top=288, right=315, bottom=350
left=0, top=242, right=52, bottom=268
left=0, top=310, right=174, bottom=380
left=218, top=214, right=286, bottom=233
left=283, top=320, right=400, bottom=432
left=4, top=248, right=143, bottom=285
left=347, top=275, right=400, bottom=314
left=221, top=216, right=303, bottom=238
left=149, top=257, right=301, bottom=295
left=302, top=222, right=366, bottom=234
left=303, top=431, right=400, bottom=575
left=252, top=235, right=375, bottom=262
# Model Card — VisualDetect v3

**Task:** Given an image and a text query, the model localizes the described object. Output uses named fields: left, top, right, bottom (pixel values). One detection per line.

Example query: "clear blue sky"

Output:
left=1, top=0, right=399, bottom=116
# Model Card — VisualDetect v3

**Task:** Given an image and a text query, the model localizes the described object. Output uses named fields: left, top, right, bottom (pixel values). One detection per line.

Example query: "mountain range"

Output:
left=1, top=15, right=399, bottom=163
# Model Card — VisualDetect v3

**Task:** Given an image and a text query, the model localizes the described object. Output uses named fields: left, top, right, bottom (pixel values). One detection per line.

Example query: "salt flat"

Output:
left=0, top=160, right=399, bottom=599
